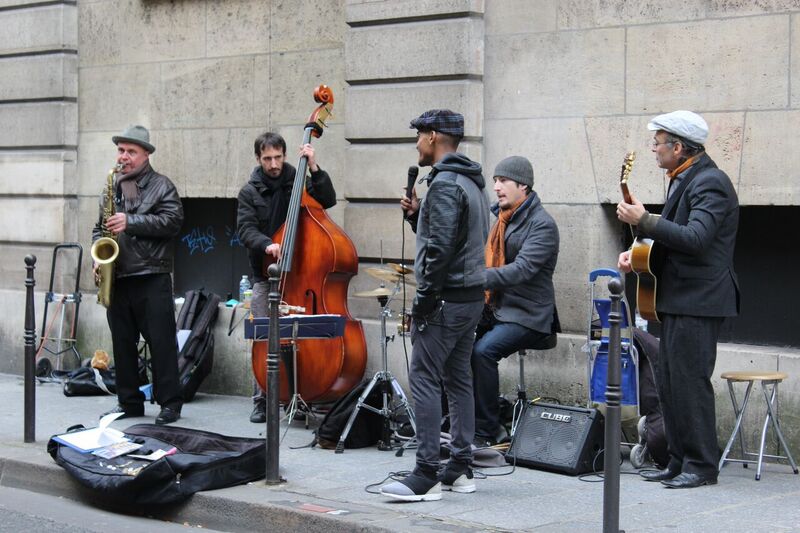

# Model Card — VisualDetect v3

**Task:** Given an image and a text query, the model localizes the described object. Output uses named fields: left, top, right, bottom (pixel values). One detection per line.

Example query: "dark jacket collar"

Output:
left=662, top=152, right=715, bottom=220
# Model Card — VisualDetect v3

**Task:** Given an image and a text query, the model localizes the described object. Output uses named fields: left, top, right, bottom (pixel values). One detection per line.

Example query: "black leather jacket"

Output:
left=410, top=152, right=490, bottom=315
left=92, top=165, right=183, bottom=279
left=237, top=163, right=336, bottom=282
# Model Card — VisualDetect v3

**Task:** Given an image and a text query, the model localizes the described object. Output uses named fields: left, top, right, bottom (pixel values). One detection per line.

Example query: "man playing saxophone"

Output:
left=91, top=125, right=185, bottom=425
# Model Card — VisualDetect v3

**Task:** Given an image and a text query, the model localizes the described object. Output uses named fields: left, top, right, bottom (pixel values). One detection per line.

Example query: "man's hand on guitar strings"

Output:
left=618, top=250, right=633, bottom=274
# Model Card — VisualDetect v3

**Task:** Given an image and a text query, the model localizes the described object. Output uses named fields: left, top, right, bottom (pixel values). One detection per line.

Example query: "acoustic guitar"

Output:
left=619, top=152, right=661, bottom=322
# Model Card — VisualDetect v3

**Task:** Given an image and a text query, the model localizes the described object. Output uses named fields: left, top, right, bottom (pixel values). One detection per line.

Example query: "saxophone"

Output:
left=91, top=163, right=123, bottom=307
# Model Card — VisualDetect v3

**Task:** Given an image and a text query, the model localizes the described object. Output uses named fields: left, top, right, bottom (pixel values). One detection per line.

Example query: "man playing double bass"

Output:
left=236, top=132, right=336, bottom=423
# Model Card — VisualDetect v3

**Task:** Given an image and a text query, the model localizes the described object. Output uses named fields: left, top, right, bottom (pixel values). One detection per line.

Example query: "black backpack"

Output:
left=315, top=380, right=383, bottom=450
left=633, top=328, right=669, bottom=468
left=175, top=290, right=221, bottom=402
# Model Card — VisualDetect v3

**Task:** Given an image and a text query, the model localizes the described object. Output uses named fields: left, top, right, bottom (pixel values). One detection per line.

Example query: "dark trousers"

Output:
left=410, top=299, right=483, bottom=470
left=471, top=316, right=549, bottom=440
left=659, top=313, right=723, bottom=478
left=107, top=273, right=182, bottom=411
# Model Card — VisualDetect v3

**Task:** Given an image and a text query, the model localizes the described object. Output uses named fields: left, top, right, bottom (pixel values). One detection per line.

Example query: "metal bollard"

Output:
left=265, top=263, right=283, bottom=484
left=24, top=255, right=37, bottom=443
left=603, top=276, right=624, bottom=533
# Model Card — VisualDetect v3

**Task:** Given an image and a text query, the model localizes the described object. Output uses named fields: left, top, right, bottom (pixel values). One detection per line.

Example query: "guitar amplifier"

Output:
left=506, top=402, right=605, bottom=475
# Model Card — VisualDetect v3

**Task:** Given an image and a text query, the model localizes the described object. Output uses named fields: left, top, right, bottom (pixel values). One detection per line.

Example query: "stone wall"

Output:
left=1, top=0, right=799, bottom=451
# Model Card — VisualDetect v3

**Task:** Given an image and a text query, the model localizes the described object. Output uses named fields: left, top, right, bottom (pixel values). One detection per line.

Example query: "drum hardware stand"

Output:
left=282, top=320, right=316, bottom=431
left=335, top=292, right=416, bottom=453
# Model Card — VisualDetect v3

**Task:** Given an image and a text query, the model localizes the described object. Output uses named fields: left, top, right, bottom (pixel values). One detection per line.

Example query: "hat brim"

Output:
left=112, top=135, right=155, bottom=154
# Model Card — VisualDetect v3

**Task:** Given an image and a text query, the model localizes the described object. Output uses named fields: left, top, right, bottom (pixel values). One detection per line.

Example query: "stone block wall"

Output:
left=0, top=1, right=78, bottom=373
left=1, top=0, right=799, bottom=451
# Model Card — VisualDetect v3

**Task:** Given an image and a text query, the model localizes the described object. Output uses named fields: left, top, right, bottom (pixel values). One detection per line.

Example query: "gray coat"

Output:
left=485, top=191, right=559, bottom=333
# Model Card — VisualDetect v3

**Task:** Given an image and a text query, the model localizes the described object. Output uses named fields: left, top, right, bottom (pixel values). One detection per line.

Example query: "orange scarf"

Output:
left=484, top=197, right=526, bottom=303
left=666, top=154, right=700, bottom=179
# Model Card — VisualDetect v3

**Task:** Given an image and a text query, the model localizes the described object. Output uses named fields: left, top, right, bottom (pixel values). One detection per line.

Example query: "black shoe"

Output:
left=640, top=467, right=680, bottom=482
left=155, top=407, right=181, bottom=425
left=250, top=402, right=266, bottom=423
left=100, top=404, right=144, bottom=420
left=661, top=472, right=717, bottom=489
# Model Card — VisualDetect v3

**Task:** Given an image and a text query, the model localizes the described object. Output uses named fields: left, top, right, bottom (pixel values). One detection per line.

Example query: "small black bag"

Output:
left=48, top=424, right=265, bottom=505
left=63, top=366, right=116, bottom=397
left=315, top=380, right=383, bottom=449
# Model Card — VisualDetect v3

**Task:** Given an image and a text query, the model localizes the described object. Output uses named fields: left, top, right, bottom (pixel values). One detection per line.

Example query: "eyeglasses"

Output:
left=651, top=140, right=674, bottom=149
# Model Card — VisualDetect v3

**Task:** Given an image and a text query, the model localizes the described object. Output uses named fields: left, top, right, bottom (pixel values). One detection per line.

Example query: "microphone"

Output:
left=406, top=166, right=419, bottom=200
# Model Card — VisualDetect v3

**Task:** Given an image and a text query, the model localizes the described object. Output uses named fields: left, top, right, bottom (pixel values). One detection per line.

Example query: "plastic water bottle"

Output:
left=239, top=275, right=251, bottom=304
left=634, top=310, right=648, bottom=332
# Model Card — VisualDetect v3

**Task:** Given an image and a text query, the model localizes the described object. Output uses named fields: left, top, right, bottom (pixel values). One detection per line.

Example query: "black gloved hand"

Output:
left=411, top=295, right=438, bottom=332
left=411, top=294, right=437, bottom=319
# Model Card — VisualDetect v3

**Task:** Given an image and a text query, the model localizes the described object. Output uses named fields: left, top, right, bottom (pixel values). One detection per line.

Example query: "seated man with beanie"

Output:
left=472, top=155, right=560, bottom=447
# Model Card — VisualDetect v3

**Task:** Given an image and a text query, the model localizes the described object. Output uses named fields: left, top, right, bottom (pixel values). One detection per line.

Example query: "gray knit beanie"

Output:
left=493, top=156, right=533, bottom=188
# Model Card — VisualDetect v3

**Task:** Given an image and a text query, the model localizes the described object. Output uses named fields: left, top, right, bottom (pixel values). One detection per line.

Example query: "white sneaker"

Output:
left=439, top=467, right=476, bottom=493
left=380, top=471, right=442, bottom=502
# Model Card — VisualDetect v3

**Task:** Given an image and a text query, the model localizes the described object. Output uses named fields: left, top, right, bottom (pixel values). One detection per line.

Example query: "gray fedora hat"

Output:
left=112, top=124, right=156, bottom=153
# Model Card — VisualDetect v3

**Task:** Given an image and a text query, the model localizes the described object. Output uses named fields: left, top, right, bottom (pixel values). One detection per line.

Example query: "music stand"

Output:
left=245, top=314, right=345, bottom=429
left=335, top=291, right=416, bottom=453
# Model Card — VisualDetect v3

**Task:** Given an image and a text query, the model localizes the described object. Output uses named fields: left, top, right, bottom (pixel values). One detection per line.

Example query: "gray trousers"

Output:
left=409, top=299, right=483, bottom=470
left=251, top=281, right=268, bottom=403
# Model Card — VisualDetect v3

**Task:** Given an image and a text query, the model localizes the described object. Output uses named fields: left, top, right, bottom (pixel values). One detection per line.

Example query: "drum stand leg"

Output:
left=335, top=297, right=416, bottom=453
left=282, top=322, right=315, bottom=431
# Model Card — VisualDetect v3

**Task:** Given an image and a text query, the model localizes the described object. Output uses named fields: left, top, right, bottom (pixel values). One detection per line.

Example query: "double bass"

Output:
left=251, top=85, right=367, bottom=403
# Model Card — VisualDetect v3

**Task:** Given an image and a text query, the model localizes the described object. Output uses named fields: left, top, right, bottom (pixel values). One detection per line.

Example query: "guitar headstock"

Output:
left=619, top=151, right=636, bottom=204
left=307, top=85, right=334, bottom=138
left=620, top=151, right=635, bottom=184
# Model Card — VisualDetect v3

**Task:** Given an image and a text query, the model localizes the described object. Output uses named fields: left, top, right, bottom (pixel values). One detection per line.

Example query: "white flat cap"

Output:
left=647, top=110, right=708, bottom=145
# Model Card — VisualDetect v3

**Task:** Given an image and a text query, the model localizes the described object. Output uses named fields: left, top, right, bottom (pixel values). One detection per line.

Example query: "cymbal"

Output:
left=353, top=287, right=395, bottom=298
left=386, top=262, right=413, bottom=275
left=364, top=267, right=416, bottom=287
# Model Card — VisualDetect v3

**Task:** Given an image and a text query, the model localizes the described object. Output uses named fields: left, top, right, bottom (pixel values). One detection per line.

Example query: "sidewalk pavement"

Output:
left=1, top=373, right=798, bottom=532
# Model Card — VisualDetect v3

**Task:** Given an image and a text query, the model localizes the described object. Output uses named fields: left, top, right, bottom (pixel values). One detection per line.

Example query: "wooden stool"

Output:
left=511, top=333, right=557, bottom=436
left=718, top=371, right=798, bottom=480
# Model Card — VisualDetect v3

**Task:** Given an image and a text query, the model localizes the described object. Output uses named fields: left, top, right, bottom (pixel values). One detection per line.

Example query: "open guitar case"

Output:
left=48, top=424, right=265, bottom=505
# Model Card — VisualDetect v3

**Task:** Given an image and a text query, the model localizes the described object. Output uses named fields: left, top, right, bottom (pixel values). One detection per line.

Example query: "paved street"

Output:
left=1, top=373, right=799, bottom=532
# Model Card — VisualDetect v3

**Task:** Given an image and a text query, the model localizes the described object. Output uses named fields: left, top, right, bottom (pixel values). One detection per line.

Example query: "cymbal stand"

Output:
left=335, top=293, right=416, bottom=453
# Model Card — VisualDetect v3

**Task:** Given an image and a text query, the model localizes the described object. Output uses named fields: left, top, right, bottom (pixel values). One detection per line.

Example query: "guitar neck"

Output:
left=620, top=181, right=633, bottom=204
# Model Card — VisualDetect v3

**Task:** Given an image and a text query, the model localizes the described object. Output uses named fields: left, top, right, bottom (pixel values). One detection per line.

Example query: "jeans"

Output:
left=471, top=318, right=549, bottom=440
left=410, top=299, right=484, bottom=470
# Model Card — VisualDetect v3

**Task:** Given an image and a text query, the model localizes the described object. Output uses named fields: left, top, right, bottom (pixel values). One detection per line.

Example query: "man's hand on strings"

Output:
left=618, top=250, right=633, bottom=274
left=266, top=243, right=281, bottom=259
